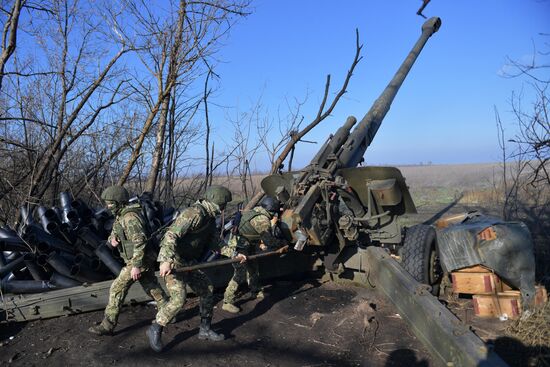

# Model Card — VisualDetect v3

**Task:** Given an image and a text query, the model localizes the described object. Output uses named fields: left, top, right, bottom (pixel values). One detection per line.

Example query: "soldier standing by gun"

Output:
left=89, top=185, right=168, bottom=336
left=222, top=196, right=286, bottom=313
left=147, top=185, right=232, bottom=352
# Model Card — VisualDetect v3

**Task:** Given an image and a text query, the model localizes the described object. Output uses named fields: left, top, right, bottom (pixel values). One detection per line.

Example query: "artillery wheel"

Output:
left=400, top=224, right=442, bottom=295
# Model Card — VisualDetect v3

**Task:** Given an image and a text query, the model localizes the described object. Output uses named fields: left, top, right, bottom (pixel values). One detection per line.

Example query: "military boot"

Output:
left=88, top=318, right=114, bottom=336
left=198, top=317, right=225, bottom=341
left=222, top=302, right=240, bottom=313
left=146, top=321, right=164, bottom=352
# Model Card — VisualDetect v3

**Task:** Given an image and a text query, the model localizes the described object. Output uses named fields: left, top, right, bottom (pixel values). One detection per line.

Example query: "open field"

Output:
left=216, top=162, right=507, bottom=205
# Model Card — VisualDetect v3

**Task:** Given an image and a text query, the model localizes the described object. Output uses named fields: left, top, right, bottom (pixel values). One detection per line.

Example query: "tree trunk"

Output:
left=164, top=90, right=178, bottom=205
left=0, top=0, right=24, bottom=92
left=144, top=93, right=171, bottom=194
left=117, top=99, right=162, bottom=186
left=119, top=0, right=185, bottom=187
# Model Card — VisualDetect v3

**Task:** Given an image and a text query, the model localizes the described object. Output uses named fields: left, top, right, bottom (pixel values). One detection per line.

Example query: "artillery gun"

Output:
left=262, top=16, right=536, bottom=306
left=262, top=17, right=442, bottom=284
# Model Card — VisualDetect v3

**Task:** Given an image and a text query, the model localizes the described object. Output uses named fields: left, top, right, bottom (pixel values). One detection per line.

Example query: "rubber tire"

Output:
left=400, top=224, right=441, bottom=294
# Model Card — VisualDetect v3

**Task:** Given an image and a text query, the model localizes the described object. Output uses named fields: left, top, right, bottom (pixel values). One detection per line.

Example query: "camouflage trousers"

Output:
left=155, top=269, right=215, bottom=326
left=104, top=265, right=167, bottom=326
left=223, top=258, right=260, bottom=305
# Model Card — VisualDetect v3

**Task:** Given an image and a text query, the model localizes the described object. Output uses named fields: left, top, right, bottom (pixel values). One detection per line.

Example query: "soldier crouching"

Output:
left=89, top=185, right=168, bottom=336
left=147, top=185, right=233, bottom=352
left=222, top=196, right=285, bottom=313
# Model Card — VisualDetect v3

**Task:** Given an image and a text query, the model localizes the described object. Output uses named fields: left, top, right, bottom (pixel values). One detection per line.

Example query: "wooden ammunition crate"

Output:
left=451, top=271, right=502, bottom=295
left=472, top=286, right=548, bottom=319
left=535, top=286, right=549, bottom=304
left=454, top=265, right=491, bottom=273
left=472, top=293, right=522, bottom=319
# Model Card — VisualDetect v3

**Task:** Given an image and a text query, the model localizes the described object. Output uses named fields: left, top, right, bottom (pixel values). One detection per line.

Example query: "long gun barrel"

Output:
left=309, top=116, right=358, bottom=170
left=336, top=17, right=441, bottom=169
left=296, top=18, right=441, bottom=186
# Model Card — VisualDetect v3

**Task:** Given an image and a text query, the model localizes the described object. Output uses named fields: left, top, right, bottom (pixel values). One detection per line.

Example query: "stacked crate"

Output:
left=451, top=265, right=547, bottom=319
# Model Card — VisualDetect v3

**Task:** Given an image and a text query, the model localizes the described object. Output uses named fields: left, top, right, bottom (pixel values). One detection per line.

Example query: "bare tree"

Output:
left=507, top=87, right=549, bottom=187
left=0, top=0, right=133, bottom=222
left=256, top=94, right=307, bottom=171
left=416, top=0, right=432, bottom=19
left=203, top=69, right=214, bottom=190
left=159, top=86, right=203, bottom=206
left=502, top=36, right=549, bottom=187
left=225, top=98, right=264, bottom=201
left=27, top=1, right=131, bottom=200
left=0, top=0, right=25, bottom=91
left=244, top=30, right=363, bottom=210
left=117, top=0, right=250, bottom=196
left=494, top=32, right=549, bottom=273
left=0, top=0, right=251, bottom=224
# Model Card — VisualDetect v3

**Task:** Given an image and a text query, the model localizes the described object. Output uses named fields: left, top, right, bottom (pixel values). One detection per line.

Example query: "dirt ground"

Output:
left=0, top=278, right=435, bottom=366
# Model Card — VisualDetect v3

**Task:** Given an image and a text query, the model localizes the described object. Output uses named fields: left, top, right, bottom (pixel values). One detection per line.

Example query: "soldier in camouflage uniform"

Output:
left=147, top=185, right=232, bottom=353
left=221, top=196, right=285, bottom=313
left=89, top=185, right=168, bottom=336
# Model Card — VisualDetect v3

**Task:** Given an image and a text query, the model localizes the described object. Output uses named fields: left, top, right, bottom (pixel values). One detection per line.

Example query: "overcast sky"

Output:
left=207, top=0, right=550, bottom=170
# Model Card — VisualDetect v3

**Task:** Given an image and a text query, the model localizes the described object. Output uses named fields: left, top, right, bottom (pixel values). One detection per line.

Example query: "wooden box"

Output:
left=454, top=265, right=492, bottom=273
left=472, top=286, right=548, bottom=319
left=535, top=285, right=548, bottom=305
left=451, top=271, right=502, bottom=295
left=472, top=293, right=521, bottom=319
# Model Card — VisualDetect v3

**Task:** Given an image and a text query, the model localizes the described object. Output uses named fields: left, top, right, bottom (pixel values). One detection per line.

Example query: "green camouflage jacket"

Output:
left=108, top=203, right=150, bottom=268
left=221, top=206, right=284, bottom=257
left=158, top=199, right=220, bottom=267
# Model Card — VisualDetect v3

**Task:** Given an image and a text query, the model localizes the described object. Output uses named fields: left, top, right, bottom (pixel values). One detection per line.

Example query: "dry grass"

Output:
left=398, top=163, right=501, bottom=189
left=459, top=188, right=503, bottom=206
left=505, top=302, right=550, bottom=366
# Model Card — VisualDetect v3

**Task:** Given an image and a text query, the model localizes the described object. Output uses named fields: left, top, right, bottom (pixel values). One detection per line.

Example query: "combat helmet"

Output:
left=101, top=185, right=130, bottom=204
left=204, top=185, right=232, bottom=210
left=260, top=196, right=280, bottom=215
